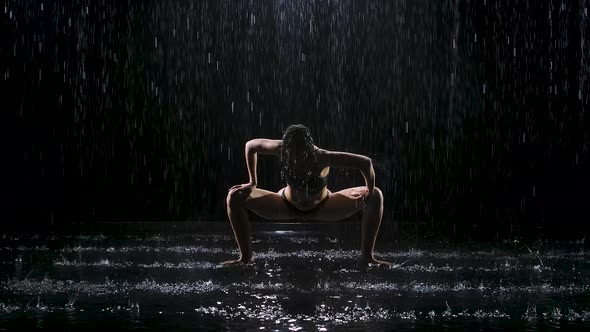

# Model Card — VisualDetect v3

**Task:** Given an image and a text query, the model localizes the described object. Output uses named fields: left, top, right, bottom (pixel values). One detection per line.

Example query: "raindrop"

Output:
left=405, top=122, right=409, bottom=134
left=474, top=33, right=477, bottom=43
left=482, top=83, right=487, bottom=94
left=155, top=37, right=158, bottom=48
left=231, top=102, right=234, bottom=113
left=41, top=3, right=43, bottom=11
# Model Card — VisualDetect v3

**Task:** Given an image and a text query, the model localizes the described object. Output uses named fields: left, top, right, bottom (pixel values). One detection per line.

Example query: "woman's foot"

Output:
left=358, top=256, right=392, bottom=268
left=220, top=257, right=253, bottom=266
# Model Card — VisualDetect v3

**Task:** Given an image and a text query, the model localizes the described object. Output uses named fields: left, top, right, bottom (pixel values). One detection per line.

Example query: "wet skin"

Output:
left=223, top=141, right=391, bottom=268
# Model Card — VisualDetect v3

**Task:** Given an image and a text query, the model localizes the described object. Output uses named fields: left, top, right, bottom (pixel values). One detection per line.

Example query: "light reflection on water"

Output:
left=0, top=231, right=589, bottom=330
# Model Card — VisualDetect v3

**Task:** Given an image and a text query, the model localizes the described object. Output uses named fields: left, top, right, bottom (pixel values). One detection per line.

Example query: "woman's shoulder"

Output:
left=314, top=148, right=370, bottom=169
left=248, top=138, right=283, bottom=156
left=314, top=147, right=330, bottom=167
left=314, top=146, right=327, bottom=154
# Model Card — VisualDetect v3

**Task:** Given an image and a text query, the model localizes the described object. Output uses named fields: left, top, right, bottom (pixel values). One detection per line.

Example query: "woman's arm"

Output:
left=320, top=149, right=375, bottom=193
left=244, top=139, right=282, bottom=186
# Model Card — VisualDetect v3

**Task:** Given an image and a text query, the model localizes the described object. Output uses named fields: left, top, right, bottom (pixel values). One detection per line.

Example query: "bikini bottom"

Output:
left=280, top=189, right=330, bottom=214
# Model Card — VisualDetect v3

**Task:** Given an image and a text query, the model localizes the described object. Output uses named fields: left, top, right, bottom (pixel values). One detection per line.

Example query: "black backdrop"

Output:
left=3, top=0, right=589, bottom=240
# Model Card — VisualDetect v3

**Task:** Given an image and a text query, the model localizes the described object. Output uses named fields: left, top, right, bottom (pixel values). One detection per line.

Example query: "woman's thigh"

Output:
left=242, top=187, right=301, bottom=220
left=305, top=186, right=368, bottom=222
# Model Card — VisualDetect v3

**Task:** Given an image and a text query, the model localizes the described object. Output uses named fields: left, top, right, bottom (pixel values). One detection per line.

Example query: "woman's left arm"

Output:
left=320, top=149, right=375, bottom=194
left=361, top=159, right=375, bottom=196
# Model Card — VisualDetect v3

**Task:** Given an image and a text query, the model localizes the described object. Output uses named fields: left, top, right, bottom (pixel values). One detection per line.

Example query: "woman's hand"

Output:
left=349, top=187, right=373, bottom=209
left=362, top=187, right=374, bottom=207
left=228, top=183, right=256, bottom=204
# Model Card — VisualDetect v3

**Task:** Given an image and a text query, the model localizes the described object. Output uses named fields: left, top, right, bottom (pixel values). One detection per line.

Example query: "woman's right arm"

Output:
left=244, top=139, right=282, bottom=186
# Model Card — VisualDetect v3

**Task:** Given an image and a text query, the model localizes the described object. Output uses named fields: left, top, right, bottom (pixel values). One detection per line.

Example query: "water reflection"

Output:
left=0, top=231, right=589, bottom=330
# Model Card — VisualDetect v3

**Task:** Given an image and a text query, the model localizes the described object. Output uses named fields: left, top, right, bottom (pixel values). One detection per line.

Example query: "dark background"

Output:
left=2, top=0, right=589, bottom=240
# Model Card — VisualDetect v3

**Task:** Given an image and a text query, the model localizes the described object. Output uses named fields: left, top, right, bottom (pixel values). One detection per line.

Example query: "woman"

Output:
left=224, top=124, right=391, bottom=267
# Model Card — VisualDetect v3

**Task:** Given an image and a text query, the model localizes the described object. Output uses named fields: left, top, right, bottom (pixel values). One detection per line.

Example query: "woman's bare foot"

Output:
left=358, top=256, right=392, bottom=268
left=220, top=258, right=253, bottom=266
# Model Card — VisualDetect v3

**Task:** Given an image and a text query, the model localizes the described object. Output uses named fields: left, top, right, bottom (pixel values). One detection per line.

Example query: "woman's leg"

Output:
left=225, top=188, right=253, bottom=263
left=359, top=188, right=387, bottom=264
left=303, top=186, right=390, bottom=266
left=224, top=186, right=299, bottom=264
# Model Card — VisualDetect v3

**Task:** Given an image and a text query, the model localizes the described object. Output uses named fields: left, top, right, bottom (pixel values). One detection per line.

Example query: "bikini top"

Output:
left=285, top=150, right=329, bottom=195
left=286, top=171, right=329, bottom=195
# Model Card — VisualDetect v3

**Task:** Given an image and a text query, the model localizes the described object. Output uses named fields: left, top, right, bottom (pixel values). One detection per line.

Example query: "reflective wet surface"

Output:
left=1, top=226, right=589, bottom=330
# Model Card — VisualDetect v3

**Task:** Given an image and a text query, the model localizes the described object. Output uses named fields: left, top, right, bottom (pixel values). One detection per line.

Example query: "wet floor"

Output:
left=0, top=224, right=589, bottom=331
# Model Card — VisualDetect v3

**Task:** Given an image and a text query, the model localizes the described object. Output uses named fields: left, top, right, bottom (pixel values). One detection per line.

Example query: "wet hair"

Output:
left=280, top=124, right=317, bottom=183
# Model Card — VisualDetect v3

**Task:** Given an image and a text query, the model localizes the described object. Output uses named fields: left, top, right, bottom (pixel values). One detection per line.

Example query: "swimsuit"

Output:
left=281, top=187, right=330, bottom=214
left=281, top=149, right=330, bottom=214
left=281, top=170, right=330, bottom=214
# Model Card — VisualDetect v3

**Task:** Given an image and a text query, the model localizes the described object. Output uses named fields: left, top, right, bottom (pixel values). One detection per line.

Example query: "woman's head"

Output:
left=281, top=124, right=315, bottom=160
left=280, top=124, right=316, bottom=182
